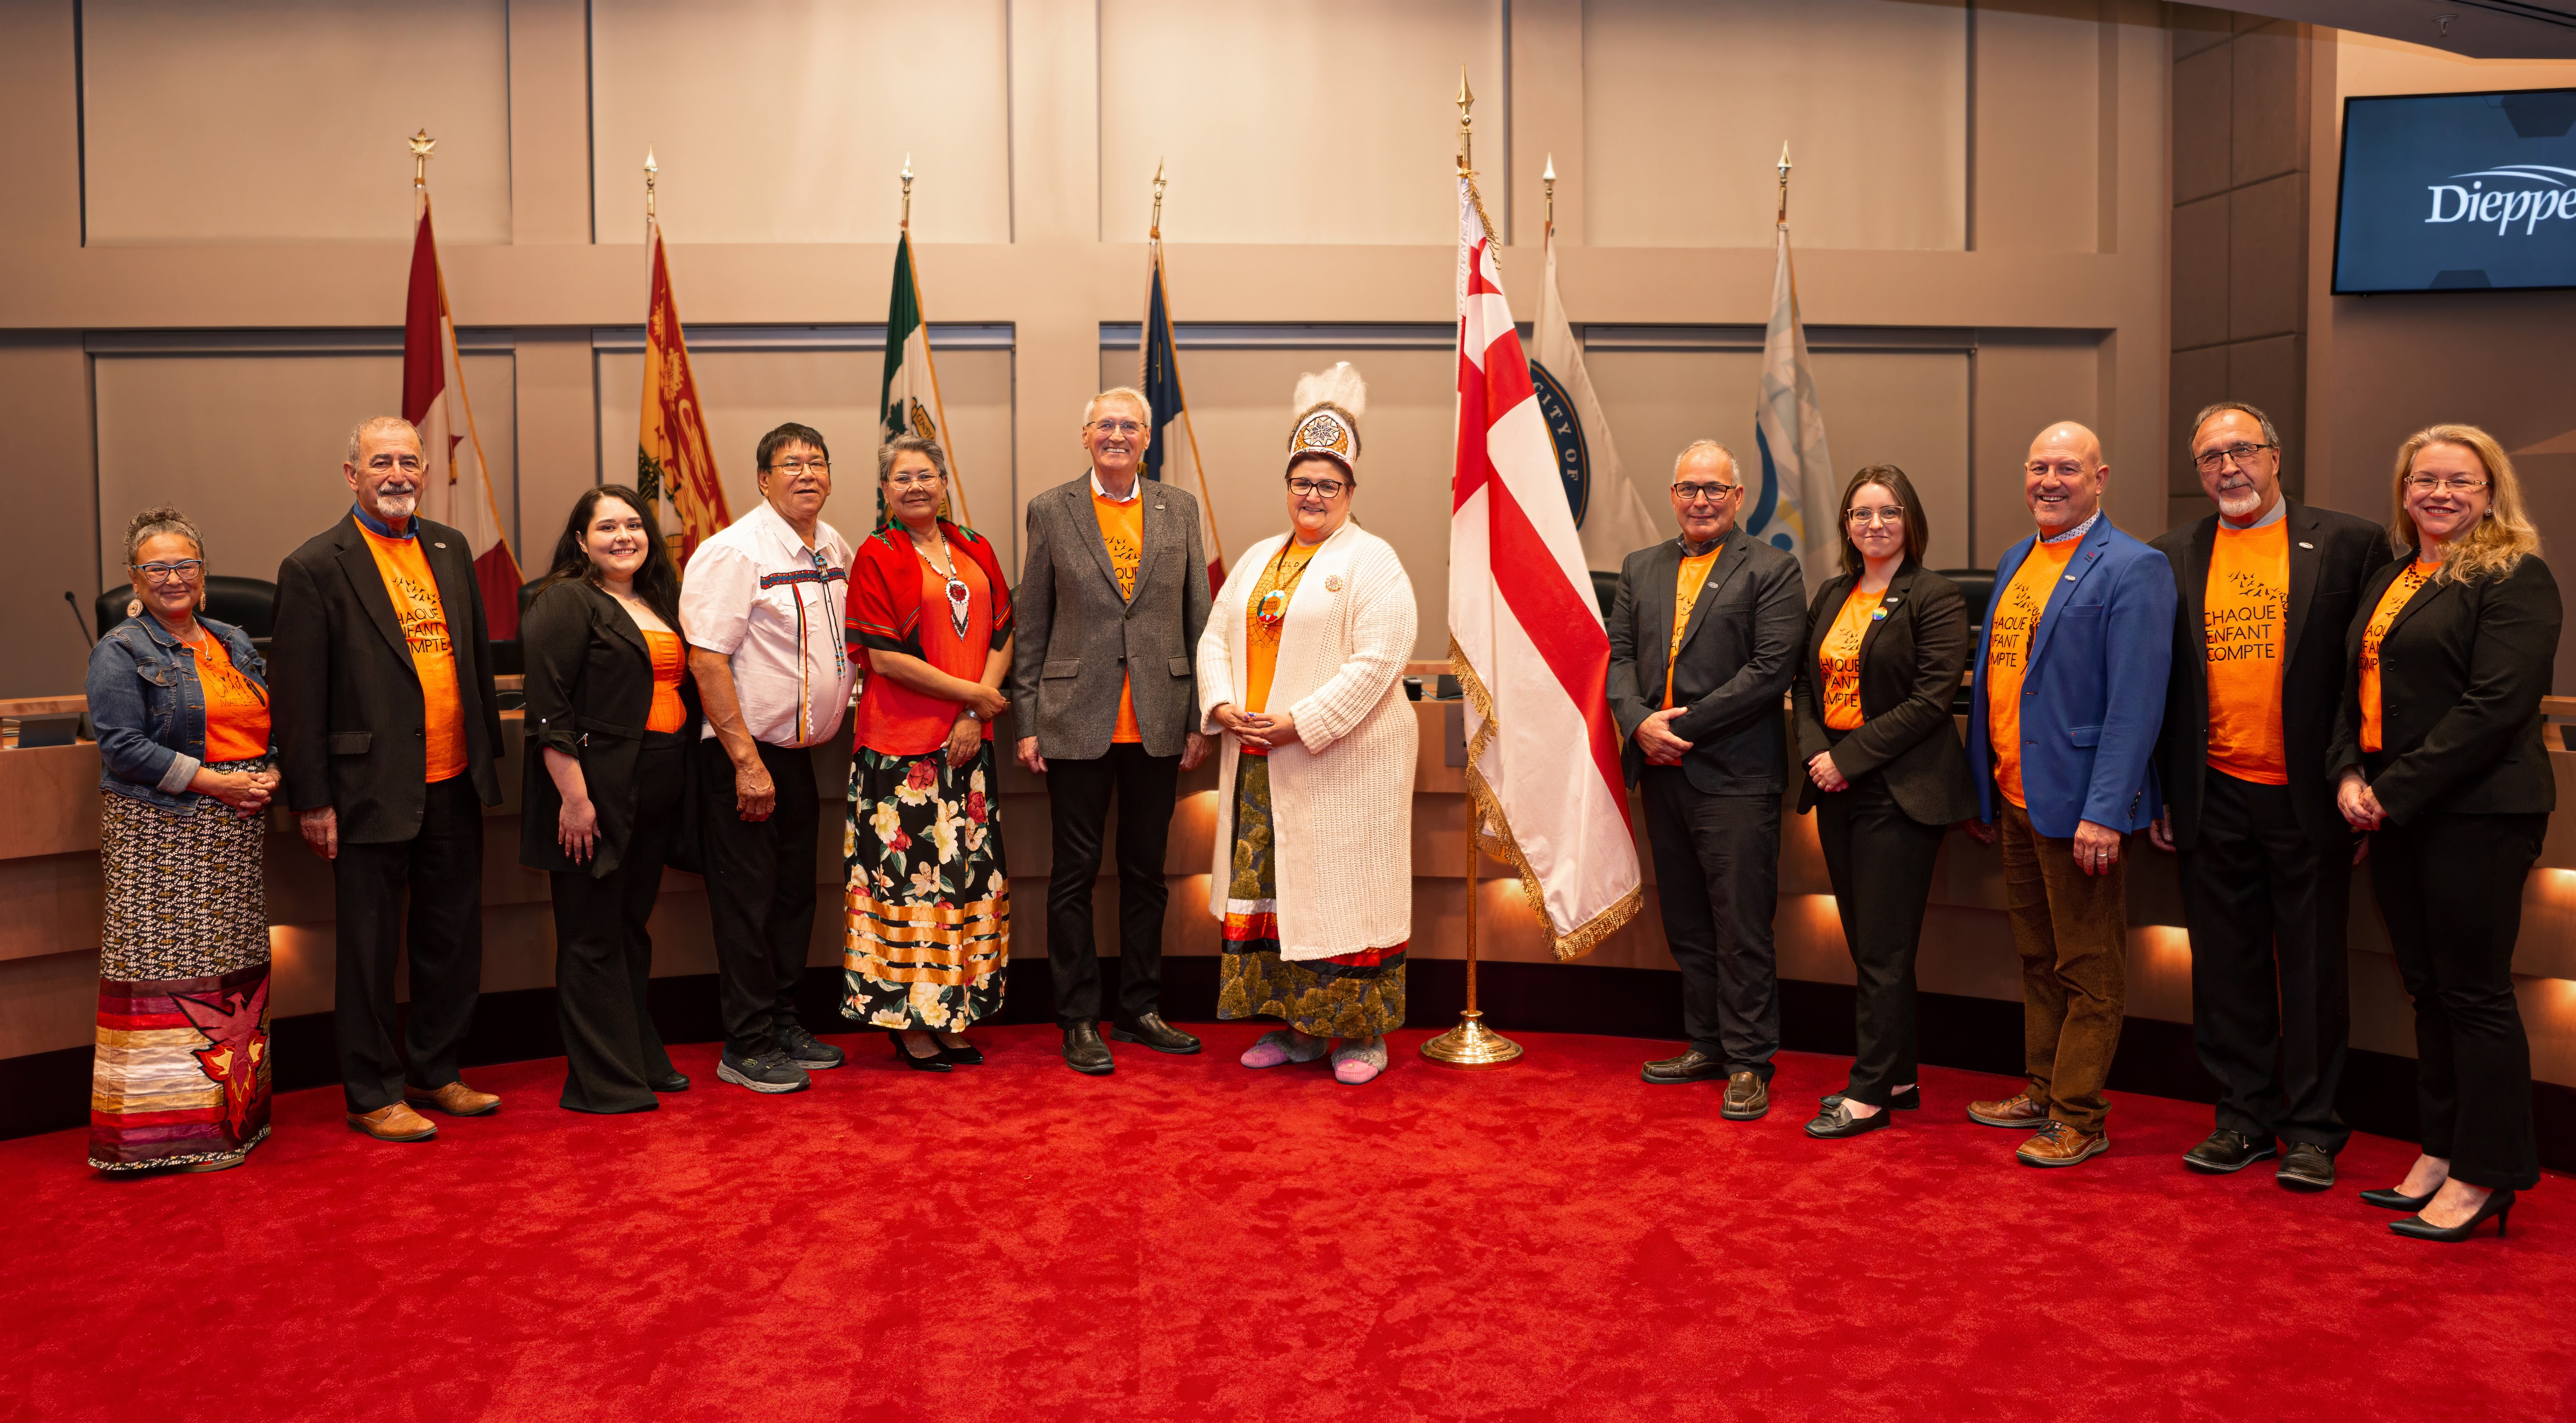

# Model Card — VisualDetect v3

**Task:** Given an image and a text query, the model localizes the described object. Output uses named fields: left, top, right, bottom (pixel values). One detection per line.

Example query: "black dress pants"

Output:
left=2179, top=770, right=2354, bottom=1150
left=1813, top=772, right=1944, bottom=1106
left=1045, top=743, right=1182, bottom=1024
left=2371, top=810, right=2546, bottom=1191
left=333, top=774, right=484, bottom=1113
left=1641, top=768, right=1781, bottom=1077
left=698, top=738, right=821, bottom=1060
left=549, top=733, right=685, bottom=1112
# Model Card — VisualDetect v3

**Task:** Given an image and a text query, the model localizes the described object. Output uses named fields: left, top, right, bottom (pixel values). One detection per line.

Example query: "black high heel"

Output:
left=2389, top=1188, right=2515, bottom=1242
left=891, top=1032, right=952, bottom=1073
left=938, top=1037, right=985, bottom=1066
left=1820, top=1085, right=1919, bottom=1113
left=2359, top=1185, right=2438, bottom=1212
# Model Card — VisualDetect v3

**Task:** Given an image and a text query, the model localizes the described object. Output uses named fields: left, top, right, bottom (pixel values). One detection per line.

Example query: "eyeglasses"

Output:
left=2191, top=441, right=2276, bottom=473
left=131, top=560, right=205, bottom=584
left=362, top=454, right=425, bottom=474
left=887, top=471, right=946, bottom=489
left=1287, top=477, right=1348, bottom=498
left=1846, top=506, right=1906, bottom=526
left=2404, top=474, right=2489, bottom=494
left=1672, top=481, right=1740, bottom=503
left=767, top=458, right=830, bottom=476
left=1087, top=420, right=1146, bottom=437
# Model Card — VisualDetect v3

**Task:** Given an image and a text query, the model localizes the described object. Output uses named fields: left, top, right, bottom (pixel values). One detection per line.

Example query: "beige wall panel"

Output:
left=0, top=335, right=99, bottom=700
left=590, top=0, right=1011, bottom=246
left=0, top=1, right=82, bottom=247
left=92, top=352, right=518, bottom=593
left=597, top=345, right=1016, bottom=573
left=81, top=0, right=512, bottom=246
left=1970, top=333, right=2101, bottom=565
left=1583, top=0, right=1967, bottom=250
left=1581, top=347, right=1972, bottom=568
left=1097, top=0, right=1505, bottom=246
left=512, top=329, right=601, bottom=551
left=1098, top=345, right=1455, bottom=658
left=1971, top=0, right=2102, bottom=254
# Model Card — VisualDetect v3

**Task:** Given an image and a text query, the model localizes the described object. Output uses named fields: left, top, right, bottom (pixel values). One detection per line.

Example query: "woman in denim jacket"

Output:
left=84, top=506, right=280, bottom=1174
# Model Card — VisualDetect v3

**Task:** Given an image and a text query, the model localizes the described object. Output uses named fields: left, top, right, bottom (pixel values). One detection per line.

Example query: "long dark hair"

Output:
left=538, top=484, right=684, bottom=633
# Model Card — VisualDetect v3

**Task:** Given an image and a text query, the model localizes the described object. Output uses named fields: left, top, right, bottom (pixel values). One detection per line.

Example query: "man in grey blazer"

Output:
left=1606, top=439, right=1806, bottom=1121
left=1010, top=387, right=1214, bottom=1075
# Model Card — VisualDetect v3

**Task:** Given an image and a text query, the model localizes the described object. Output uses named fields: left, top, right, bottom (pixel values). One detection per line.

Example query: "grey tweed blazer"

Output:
left=1008, top=473, right=1212, bottom=759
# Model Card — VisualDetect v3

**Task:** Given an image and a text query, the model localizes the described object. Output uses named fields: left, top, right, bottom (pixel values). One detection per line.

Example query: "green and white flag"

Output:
left=878, top=230, right=970, bottom=526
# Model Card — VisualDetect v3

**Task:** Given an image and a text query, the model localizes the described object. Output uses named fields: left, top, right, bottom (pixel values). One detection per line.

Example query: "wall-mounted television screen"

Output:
left=2333, top=87, right=2576, bottom=294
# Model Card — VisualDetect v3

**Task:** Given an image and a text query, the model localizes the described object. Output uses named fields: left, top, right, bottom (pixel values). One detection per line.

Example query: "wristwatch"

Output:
left=960, top=708, right=981, bottom=722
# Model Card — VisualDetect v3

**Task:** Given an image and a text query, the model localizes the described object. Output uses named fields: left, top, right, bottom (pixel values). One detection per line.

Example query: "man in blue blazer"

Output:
left=1962, top=422, right=2175, bottom=1167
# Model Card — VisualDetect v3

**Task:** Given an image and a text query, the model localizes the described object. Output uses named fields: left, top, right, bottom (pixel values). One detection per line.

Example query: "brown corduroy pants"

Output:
left=1996, top=801, right=2128, bottom=1134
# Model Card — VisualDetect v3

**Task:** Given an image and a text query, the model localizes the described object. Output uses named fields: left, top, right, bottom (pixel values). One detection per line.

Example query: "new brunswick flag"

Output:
left=638, top=221, right=733, bottom=566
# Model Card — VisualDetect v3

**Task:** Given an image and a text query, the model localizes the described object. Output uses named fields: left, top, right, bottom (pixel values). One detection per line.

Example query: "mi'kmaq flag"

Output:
left=1745, top=217, right=1837, bottom=583
left=1139, top=234, right=1225, bottom=592
left=1448, top=178, right=1642, bottom=960
left=637, top=215, right=734, bottom=566
left=403, top=195, right=522, bottom=637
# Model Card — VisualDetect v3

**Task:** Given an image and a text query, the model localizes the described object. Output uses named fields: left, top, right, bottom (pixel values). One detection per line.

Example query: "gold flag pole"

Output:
left=1543, top=152, right=1556, bottom=232
left=1776, top=142, right=1792, bottom=224
left=1423, top=69, right=1522, bottom=1071
left=901, top=152, right=914, bottom=231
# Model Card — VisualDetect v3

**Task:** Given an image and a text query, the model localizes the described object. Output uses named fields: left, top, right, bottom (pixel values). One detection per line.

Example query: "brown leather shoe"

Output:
left=404, top=1080, right=501, bottom=1117
left=347, top=1102, right=439, bottom=1142
left=2016, top=1120, right=2109, bottom=1167
left=1720, top=1070, right=1770, bottom=1121
left=1967, top=1090, right=2048, bottom=1129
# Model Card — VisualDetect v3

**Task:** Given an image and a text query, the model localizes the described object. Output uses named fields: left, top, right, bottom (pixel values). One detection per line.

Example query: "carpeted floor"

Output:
left=5, top=1023, right=2568, bottom=1422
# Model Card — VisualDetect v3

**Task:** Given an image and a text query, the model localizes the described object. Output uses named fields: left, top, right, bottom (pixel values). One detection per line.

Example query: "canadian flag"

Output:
left=403, top=197, right=522, bottom=638
left=1448, top=179, right=1641, bottom=961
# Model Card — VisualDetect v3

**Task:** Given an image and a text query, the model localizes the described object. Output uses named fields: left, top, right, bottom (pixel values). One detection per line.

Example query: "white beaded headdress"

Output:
left=1285, top=363, right=1367, bottom=476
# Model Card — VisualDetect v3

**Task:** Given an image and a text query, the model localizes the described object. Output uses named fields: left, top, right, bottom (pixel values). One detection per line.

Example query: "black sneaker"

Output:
left=2276, top=1141, right=2336, bottom=1192
left=2182, top=1128, right=2276, bottom=1174
left=716, top=1050, right=811, bottom=1095
left=779, top=1026, right=845, bottom=1070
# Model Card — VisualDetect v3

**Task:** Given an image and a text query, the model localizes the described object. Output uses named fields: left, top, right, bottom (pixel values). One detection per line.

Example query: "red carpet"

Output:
left=5, top=1023, right=2569, bottom=1422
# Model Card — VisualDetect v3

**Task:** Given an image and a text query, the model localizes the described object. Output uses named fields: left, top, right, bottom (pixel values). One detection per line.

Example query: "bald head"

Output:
left=2023, top=421, right=2107, bottom=538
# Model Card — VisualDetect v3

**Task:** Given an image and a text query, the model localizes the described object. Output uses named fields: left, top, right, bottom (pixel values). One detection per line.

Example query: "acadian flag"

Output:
left=636, top=220, right=733, bottom=567
left=1448, top=176, right=1642, bottom=962
left=1531, top=205, right=1663, bottom=574
left=879, top=230, right=970, bottom=526
left=1746, top=219, right=1837, bottom=584
left=402, top=195, right=523, bottom=637
left=1138, top=241, right=1225, bottom=593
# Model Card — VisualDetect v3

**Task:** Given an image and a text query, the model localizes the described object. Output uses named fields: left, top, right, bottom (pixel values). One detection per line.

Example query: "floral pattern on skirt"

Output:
left=842, top=743, right=1008, bottom=1032
left=1217, top=753, right=1405, bottom=1039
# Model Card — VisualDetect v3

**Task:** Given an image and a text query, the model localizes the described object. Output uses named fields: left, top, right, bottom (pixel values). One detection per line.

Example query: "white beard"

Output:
left=374, top=490, right=419, bottom=520
left=2215, top=486, right=2263, bottom=520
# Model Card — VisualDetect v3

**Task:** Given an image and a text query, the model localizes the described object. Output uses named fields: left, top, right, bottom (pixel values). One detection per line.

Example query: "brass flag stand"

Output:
left=1422, top=71, right=1522, bottom=1071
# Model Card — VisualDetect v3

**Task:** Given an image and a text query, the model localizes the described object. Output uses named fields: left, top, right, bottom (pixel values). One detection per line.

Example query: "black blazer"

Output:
left=2152, top=500, right=2393, bottom=849
left=1606, top=527, right=1806, bottom=794
left=1789, top=562, right=1980, bottom=824
left=272, top=514, right=504, bottom=843
left=517, top=579, right=703, bottom=877
left=2329, top=550, right=2560, bottom=825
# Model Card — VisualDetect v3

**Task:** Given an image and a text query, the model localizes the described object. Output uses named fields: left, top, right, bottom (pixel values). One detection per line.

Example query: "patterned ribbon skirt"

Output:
left=842, top=742, right=1009, bottom=1031
left=1218, top=753, right=1405, bottom=1039
left=89, top=766, right=273, bottom=1172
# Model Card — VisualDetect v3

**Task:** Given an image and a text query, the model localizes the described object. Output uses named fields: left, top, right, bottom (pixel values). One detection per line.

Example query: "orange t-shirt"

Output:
left=641, top=628, right=688, bottom=734
left=2360, top=560, right=2440, bottom=754
left=1985, top=536, right=2082, bottom=809
left=1094, top=489, right=1146, bottom=743
left=855, top=552, right=997, bottom=757
left=1818, top=586, right=1888, bottom=733
left=192, top=632, right=271, bottom=764
left=1241, top=539, right=1322, bottom=756
left=2203, top=519, right=2290, bottom=784
left=1662, top=549, right=1723, bottom=709
left=358, top=524, right=466, bottom=783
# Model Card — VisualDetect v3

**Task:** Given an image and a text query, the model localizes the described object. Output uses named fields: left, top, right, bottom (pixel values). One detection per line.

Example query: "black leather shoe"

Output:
left=2276, top=1141, right=2336, bottom=1192
left=2360, top=1184, right=2440, bottom=1212
left=1641, top=1048, right=1727, bottom=1084
left=1063, top=1020, right=1114, bottom=1076
left=937, top=1038, right=985, bottom=1066
left=892, top=1032, right=952, bottom=1073
left=1821, top=1086, right=1919, bottom=1113
left=1804, top=1100, right=1893, bottom=1140
left=2182, top=1128, right=2276, bottom=1174
left=1112, top=1013, right=1204, bottom=1055
left=647, top=1071, right=691, bottom=1093
left=2390, top=1188, right=2515, bottom=1242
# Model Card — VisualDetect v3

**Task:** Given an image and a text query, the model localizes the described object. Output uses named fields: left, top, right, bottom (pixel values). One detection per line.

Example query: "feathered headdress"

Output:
left=1285, top=362, right=1367, bottom=475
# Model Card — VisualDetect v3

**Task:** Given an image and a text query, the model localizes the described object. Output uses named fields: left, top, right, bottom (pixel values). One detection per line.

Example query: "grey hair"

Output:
left=1084, top=387, right=1154, bottom=429
left=124, top=504, right=204, bottom=567
left=878, top=434, right=952, bottom=483
left=1673, top=439, right=1738, bottom=479
left=2189, top=400, right=2281, bottom=452
left=346, top=415, right=423, bottom=464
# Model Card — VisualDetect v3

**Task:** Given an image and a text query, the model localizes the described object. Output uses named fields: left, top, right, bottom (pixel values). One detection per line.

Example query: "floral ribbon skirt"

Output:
left=1218, top=753, right=1405, bottom=1039
left=843, top=743, right=1009, bottom=1032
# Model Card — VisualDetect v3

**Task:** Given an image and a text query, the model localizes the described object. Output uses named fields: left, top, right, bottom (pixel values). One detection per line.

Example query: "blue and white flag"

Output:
left=1746, top=222, right=1836, bottom=585
left=1140, top=243, right=1225, bottom=592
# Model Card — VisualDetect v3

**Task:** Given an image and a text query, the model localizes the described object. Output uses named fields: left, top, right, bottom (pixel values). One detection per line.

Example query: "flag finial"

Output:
left=643, top=145, right=658, bottom=223
left=409, top=128, right=435, bottom=189
left=1150, top=159, right=1166, bottom=242
left=1543, top=153, right=1556, bottom=229
left=1456, top=69, right=1476, bottom=177
left=901, top=154, right=914, bottom=231
left=1775, top=143, right=1792, bottom=224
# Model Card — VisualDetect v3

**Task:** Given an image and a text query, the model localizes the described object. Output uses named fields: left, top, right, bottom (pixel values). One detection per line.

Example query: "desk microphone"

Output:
left=64, top=591, right=98, bottom=650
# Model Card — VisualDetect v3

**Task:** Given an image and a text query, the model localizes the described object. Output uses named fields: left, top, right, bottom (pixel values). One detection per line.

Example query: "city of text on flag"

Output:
left=1533, top=208, right=1665, bottom=574
left=636, top=222, right=732, bottom=567
left=402, top=196, right=523, bottom=638
left=1448, top=178, right=1642, bottom=961
left=1139, top=242, right=1226, bottom=593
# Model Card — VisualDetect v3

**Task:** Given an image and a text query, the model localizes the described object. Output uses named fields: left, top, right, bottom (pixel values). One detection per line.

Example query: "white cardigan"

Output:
left=1196, top=523, right=1419, bottom=961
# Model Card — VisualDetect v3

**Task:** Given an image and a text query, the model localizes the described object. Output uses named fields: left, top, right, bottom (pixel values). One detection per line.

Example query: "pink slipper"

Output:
left=1241, top=1029, right=1327, bottom=1069
left=1331, top=1037, right=1388, bottom=1085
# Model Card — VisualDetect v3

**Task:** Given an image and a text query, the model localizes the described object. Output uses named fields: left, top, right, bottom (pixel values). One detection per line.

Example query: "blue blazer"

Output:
left=1966, top=517, right=2176, bottom=837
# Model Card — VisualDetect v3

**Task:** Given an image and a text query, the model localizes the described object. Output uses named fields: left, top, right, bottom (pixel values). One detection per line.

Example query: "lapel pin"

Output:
left=2299, top=541, right=2315, bottom=549
left=1324, top=573, right=1344, bottom=593
left=1869, top=606, right=1888, bottom=621
left=433, top=542, right=448, bottom=549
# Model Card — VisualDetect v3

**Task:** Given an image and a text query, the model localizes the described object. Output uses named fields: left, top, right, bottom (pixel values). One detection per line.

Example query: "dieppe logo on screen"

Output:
left=2424, top=166, right=2576, bottom=235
